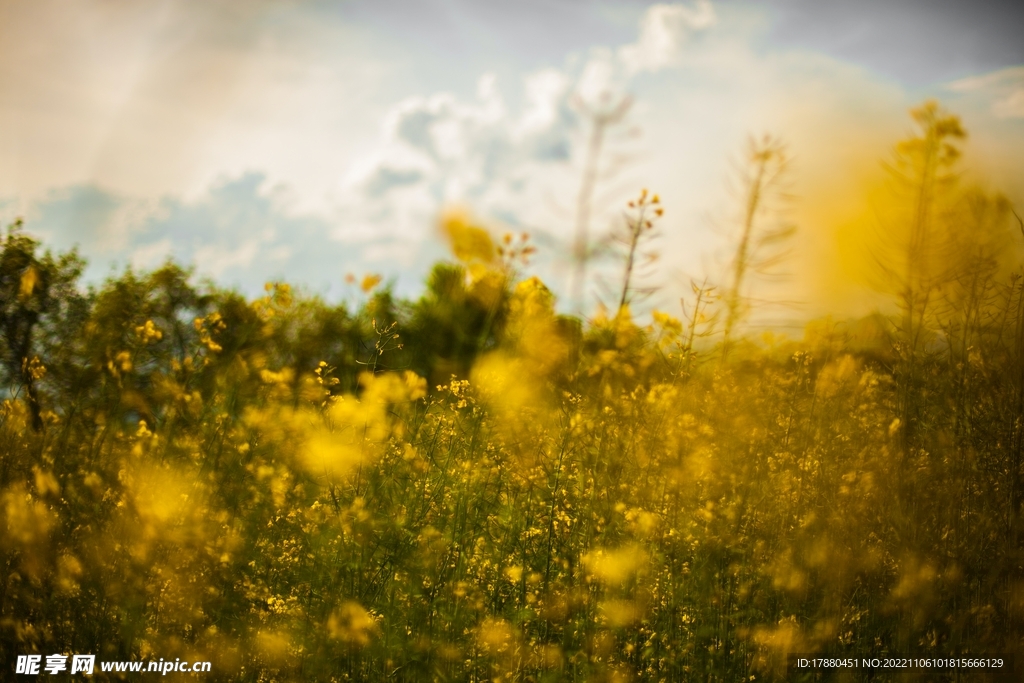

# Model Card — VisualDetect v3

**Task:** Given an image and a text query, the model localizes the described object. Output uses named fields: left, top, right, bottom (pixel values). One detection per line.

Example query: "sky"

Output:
left=2, top=0, right=1023, bottom=321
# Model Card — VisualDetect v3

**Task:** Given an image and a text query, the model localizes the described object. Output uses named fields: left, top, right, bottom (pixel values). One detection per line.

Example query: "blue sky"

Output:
left=2, top=0, right=1022, bottom=317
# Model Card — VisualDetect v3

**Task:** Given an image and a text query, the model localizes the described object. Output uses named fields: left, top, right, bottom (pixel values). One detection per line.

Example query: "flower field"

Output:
left=1, top=103, right=1022, bottom=681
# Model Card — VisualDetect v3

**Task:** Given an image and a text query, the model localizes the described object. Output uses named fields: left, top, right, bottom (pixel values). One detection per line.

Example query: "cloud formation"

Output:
left=336, top=69, right=576, bottom=241
left=331, top=1, right=720, bottom=301
left=6, top=0, right=1022, bottom=318
left=948, top=67, right=1024, bottom=119
left=19, top=174, right=446, bottom=300
left=619, top=1, right=717, bottom=74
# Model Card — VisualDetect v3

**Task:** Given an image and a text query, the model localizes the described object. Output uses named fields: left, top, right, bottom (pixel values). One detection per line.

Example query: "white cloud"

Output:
left=130, top=238, right=173, bottom=271
left=993, top=89, right=1024, bottom=119
left=575, top=48, right=623, bottom=104
left=574, top=2, right=717, bottom=104
left=13, top=1, right=1023, bottom=318
left=948, top=66, right=1024, bottom=119
left=516, top=69, right=570, bottom=137
left=194, top=239, right=262, bottom=278
left=331, top=2, right=721, bottom=252
left=0, top=0, right=390, bottom=213
left=619, top=1, right=717, bottom=74
left=332, top=67, right=582, bottom=251
left=327, top=0, right=1024, bottom=319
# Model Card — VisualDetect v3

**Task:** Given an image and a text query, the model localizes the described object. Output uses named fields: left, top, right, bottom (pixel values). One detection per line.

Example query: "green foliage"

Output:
left=1, top=103, right=1022, bottom=682
left=404, top=262, right=510, bottom=385
left=0, top=219, right=85, bottom=431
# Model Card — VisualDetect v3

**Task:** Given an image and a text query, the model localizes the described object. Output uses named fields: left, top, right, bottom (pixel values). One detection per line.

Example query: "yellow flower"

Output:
left=440, top=207, right=497, bottom=264
left=360, top=274, right=382, bottom=292
left=327, top=602, right=379, bottom=647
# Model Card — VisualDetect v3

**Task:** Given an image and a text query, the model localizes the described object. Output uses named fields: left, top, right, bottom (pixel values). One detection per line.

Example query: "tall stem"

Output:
left=618, top=206, right=647, bottom=311
left=723, top=149, right=770, bottom=357
left=571, top=121, right=605, bottom=312
left=569, top=95, right=631, bottom=314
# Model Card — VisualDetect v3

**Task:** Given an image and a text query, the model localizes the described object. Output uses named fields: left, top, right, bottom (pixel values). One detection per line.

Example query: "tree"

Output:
left=0, top=219, right=84, bottom=431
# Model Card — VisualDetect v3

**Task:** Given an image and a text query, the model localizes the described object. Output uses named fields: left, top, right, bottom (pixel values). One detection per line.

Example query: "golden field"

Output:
left=1, top=102, right=1022, bottom=681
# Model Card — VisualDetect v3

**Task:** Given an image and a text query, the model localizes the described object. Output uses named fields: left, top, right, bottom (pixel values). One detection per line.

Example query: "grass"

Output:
left=1, top=101, right=1022, bottom=682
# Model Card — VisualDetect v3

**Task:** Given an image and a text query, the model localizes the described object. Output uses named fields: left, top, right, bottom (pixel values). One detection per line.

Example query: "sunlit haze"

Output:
left=2, top=0, right=1022, bottom=321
